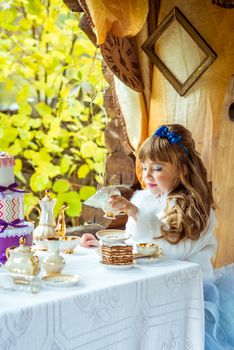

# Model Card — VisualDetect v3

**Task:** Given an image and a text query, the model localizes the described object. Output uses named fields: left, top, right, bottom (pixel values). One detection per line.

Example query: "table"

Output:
left=0, top=248, right=204, bottom=350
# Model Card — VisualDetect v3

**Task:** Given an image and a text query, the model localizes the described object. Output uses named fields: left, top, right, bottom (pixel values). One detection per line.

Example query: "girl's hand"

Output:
left=80, top=233, right=99, bottom=248
left=108, top=195, right=138, bottom=220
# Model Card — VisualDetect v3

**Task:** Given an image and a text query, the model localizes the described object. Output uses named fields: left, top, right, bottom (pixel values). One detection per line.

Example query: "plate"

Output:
left=96, top=229, right=131, bottom=244
left=135, top=256, right=163, bottom=264
left=41, top=274, right=80, bottom=287
left=32, top=245, right=47, bottom=252
left=100, top=261, right=135, bottom=270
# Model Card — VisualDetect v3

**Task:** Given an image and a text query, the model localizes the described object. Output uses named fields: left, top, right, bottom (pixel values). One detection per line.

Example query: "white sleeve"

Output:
left=126, top=210, right=162, bottom=243
left=153, top=237, right=196, bottom=260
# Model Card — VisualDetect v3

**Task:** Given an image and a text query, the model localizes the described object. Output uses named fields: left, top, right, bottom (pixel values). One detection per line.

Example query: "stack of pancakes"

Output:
left=101, top=244, right=133, bottom=265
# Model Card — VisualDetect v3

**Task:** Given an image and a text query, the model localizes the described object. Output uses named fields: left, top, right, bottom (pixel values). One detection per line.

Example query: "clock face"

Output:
left=100, top=33, right=143, bottom=92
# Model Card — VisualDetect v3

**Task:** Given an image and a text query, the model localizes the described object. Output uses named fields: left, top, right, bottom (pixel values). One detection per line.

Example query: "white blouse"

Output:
left=126, top=189, right=217, bottom=280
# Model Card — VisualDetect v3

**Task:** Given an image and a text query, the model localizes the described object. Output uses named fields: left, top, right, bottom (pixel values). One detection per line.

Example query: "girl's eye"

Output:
left=142, top=166, right=162, bottom=172
left=153, top=167, right=162, bottom=171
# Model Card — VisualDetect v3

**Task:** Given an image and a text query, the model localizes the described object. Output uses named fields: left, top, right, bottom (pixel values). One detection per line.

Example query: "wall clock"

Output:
left=100, top=33, right=143, bottom=92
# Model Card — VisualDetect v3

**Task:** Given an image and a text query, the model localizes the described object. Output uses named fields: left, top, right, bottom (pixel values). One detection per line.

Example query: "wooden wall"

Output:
left=149, top=0, right=234, bottom=267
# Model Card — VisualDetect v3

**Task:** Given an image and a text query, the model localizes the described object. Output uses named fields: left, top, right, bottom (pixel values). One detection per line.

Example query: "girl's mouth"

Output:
left=147, top=183, right=157, bottom=189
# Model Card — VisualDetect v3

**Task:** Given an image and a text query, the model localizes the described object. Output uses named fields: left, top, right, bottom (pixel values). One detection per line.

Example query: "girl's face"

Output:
left=141, top=158, right=178, bottom=195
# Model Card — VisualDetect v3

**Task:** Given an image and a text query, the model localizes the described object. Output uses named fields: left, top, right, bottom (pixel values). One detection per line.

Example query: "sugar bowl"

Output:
left=6, top=237, right=40, bottom=276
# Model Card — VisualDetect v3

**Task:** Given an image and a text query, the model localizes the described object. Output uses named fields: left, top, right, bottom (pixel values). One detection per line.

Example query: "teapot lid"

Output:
left=14, top=237, right=32, bottom=253
left=41, top=189, right=55, bottom=202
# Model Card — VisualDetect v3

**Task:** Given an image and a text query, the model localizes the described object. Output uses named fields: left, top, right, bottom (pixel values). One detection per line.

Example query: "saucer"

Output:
left=135, top=256, right=163, bottom=264
left=96, top=229, right=131, bottom=244
left=32, top=245, right=47, bottom=252
left=41, top=274, right=80, bottom=287
left=100, top=261, right=135, bottom=270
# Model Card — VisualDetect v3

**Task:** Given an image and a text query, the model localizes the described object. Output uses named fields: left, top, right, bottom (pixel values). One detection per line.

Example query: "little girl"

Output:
left=81, top=124, right=234, bottom=349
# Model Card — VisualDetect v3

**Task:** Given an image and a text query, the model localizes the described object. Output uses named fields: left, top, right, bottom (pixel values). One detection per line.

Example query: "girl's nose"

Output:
left=145, top=168, right=153, bottom=178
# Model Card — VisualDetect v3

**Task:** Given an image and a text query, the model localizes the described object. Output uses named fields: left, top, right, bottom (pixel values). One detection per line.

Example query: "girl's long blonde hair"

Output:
left=138, top=124, right=214, bottom=244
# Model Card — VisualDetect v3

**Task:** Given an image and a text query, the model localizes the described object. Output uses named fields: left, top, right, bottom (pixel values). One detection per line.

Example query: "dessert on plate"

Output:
left=101, top=243, right=133, bottom=266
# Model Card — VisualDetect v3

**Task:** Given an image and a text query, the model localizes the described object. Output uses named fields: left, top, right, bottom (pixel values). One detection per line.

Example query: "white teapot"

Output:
left=32, top=190, right=57, bottom=241
left=6, top=237, right=40, bottom=276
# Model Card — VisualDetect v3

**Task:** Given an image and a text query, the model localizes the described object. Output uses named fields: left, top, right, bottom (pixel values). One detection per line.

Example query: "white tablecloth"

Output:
left=0, top=247, right=204, bottom=350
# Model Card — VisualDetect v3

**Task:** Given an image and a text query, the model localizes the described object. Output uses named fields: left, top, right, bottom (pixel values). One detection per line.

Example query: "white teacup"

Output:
left=33, top=239, right=48, bottom=250
left=136, top=243, right=161, bottom=257
left=101, top=187, right=121, bottom=220
left=60, top=236, right=80, bottom=253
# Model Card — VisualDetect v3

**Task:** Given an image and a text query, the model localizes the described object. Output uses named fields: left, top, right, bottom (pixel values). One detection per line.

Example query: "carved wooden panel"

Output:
left=63, top=0, right=83, bottom=12
left=104, top=119, right=123, bottom=153
left=79, top=13, right=97, bottom=47
left=104, top=152, right=135, bottom=186
left=104, top=87, right=117, bottom=119
left=102, top=61, right=113, bottom=84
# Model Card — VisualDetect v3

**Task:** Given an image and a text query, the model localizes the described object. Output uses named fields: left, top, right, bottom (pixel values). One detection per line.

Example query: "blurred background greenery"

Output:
left=0, top=0, right=108, bottom=225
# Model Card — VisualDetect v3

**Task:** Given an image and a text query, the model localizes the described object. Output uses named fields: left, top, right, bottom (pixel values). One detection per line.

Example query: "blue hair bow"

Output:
left=153, top=126, right=190, bottom=158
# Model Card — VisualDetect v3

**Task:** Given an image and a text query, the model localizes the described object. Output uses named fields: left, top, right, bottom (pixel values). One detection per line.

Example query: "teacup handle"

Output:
left=157, top=248, right=163, bottom=257
left=31, top=255, right=39, bottom=264
left=31, top=255, right=40, bottom=275
left=5, top=246, right=17, bottom=259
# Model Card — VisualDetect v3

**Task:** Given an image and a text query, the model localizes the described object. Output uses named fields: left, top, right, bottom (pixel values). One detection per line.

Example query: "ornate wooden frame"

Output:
left=142, top=7, right=217, bottom=96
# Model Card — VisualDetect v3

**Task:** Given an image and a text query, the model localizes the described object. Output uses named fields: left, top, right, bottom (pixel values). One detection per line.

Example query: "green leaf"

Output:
left=77, top=164, right=90, bottom=179
left=77, top=71, right=82, bottom=80
left=68, top=164, right=77, bottom=177
left=59, top=156, right=72, bottom=175
left=43, top=163, right=60, bottom=178
left=18, top=128, right=30, bottom=140
left=53, top=179, right=71, bottom=193
left=93, top=162, right=105, bottom=174
left=35, top=102, right=52, bottom=116
left=95, top=148, right=106, bottom=162
left=16, top=85, right=29, bottom=105
left=2, top=127, right=18, bottom=143
left=95, top=174, right=104, bottom=184
left=14, top=158, right=22, bottom=172
left=80, top=141, right=98, bottom=158
left=24, top=193, right=39, bottom=219
left=7, top=141, right=22, bottom=156
left=29, top=118, right=41, bottom=129
left=30, top=172, right=50, bottom=192
left=79, top=186, right=96, bottom=201
left=66, top=202, right=82, bottom=217
left=15, top=172, right=27, bottom=184
left=14, top=158, right=26, bottom=184
left=60, top=191, right=82, bottom=217
left=19, top=103, right=32, bottom=115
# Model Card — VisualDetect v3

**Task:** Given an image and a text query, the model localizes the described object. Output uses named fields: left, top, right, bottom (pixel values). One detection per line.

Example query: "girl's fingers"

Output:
left=80, top=233, right=95, bottom=246
left=87, top=239, right=99, bottom=247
